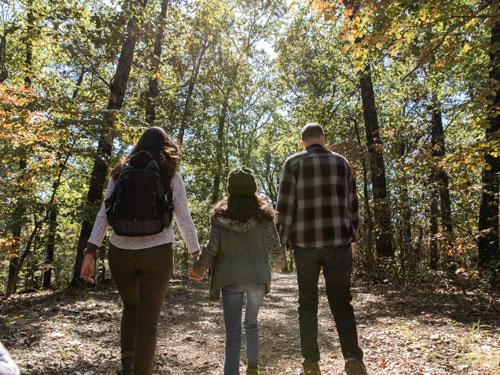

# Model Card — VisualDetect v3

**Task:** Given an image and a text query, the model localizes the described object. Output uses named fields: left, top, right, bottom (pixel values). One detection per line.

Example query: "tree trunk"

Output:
left=429, top=189, right=439, bottom=269
left=259, top=151, right=278, bottom=203
left=361, top=157, right=374, bottom=265
left=71, top=0, right=149, bottom=286
left=398, top=142, right=412, bottom=275
left=0, top=31, right=8, bottom=82
left=353, top=118, right=374, bottom=265
left=145, top=0, right=169, bottom=125
left=42, top=205, right=57, bottom=289
left=429, top=100, right=442, bottom=270
left=415, top=224, right=423, bottom=264
left=177, top=78, right=195, bottom=146
left=478, top=16, right=499, bottom=267
left=177, top=42, right=209, bottom=146
left=7, top=216, right=40, bottom=295
left=431, top=99, right=454, bottom=249
left=211, top=93, right=229, bottom=204
left=23, top=9, right=33, bottom=88
left=24, top=257, right=36, bottom=290
left=6, top=9, right=33, bottom=296
left=429, top=103, right=442, bottom=270
left=344, top=0, right=393, bottom=259
left=359, top=69, right=394, bottom=257
left=6, top=175, right=26, bottom=296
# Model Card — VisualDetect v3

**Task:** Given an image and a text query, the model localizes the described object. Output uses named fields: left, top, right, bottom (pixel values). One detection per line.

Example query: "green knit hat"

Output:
left=227, top=166, right=257, bottom=197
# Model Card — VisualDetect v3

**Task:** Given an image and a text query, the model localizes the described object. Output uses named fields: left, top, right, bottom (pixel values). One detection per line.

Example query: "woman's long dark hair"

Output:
left=211, top=194, right=277, bottom=223
left=111, top=127, right=180, bottom=183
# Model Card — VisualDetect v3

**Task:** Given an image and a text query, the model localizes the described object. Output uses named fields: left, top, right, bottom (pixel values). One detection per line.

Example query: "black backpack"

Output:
left=105, top=151, right=174, bottom=236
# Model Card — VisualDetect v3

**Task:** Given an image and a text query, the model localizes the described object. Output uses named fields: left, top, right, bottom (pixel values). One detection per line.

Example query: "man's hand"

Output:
left=188, top=268, right=203, bottom=282
left=351, top=243, right=356, bottom=259
left=191, top=251, right=200, bottom=262
left=80, top=253, right=96, bottom=284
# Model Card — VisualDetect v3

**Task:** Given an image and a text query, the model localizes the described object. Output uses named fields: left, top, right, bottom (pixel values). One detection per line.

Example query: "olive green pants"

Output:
left=108, top=243, right=173, bottom=375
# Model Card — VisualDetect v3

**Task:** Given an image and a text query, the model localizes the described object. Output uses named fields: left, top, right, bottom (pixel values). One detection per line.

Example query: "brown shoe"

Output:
left=345, top=358, right=367, bottom=375
left=116, top=357, right=134, bottom=375
left=246, top=364, right=259, bottom=375
left=301, top=361, right=321, bottom=375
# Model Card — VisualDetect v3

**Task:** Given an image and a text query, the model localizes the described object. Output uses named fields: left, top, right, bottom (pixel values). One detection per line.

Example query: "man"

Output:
left=277, top=123, right=366, bottom=375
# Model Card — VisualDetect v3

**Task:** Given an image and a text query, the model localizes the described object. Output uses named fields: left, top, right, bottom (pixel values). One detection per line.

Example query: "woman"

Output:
left=189, top=167, right=286, bottom=375
left=80, top=127, right=200, bottom=375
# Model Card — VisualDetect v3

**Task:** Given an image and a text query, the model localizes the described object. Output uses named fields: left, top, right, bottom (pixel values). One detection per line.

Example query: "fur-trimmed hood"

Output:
left=212, top=216, right=259, bottom=234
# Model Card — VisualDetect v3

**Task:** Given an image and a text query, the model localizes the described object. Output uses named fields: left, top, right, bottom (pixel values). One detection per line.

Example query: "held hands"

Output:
left=80, top=253, right=96, bottom=284
left=188, top=250, right=203, bottom=282
left=191, top=251, right=200, bottom=262
left=273, top=265, right=286, bottom=274
left=188, top=268, right=204, bottom=282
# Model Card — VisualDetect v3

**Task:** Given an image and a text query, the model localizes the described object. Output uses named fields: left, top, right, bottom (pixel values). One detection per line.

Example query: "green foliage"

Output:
left=0, top=0, right=497, bottom=293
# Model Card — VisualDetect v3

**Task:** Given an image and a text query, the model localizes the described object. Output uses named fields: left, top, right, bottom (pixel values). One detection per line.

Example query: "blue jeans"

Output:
left=222, top=283, right=266, bottom=375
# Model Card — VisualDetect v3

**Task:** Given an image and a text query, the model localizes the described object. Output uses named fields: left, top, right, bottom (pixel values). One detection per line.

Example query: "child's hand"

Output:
left=188, top=268, right=204, bottom=282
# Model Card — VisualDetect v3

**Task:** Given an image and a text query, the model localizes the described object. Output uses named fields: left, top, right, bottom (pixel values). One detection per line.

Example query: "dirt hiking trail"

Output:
left=1, top=273, right=498, bottom=374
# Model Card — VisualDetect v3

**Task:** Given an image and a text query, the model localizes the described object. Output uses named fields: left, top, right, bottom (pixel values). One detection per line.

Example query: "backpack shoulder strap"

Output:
left=164, top=173, right=174, bottom=209
left=130, top=150, right=155, bottom=162
left=128, top=150, right=157, bottom=170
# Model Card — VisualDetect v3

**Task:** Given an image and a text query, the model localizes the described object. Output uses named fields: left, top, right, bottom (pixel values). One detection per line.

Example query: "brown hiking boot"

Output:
left=345, top=358, right=367, bottom=375
left=300, top=361, right=321, bottom=375
left=116, top=357, right=134, bottom=375
left=246, top=364, right=259, bottom=375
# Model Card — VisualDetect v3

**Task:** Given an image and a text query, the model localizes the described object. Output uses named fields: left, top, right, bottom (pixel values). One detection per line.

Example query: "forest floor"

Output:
left=1, top=273, right=498, bottom=375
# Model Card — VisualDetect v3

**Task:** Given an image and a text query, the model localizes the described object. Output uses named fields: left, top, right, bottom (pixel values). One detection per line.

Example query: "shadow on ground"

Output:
left=1, top=273, right=498, bottom=374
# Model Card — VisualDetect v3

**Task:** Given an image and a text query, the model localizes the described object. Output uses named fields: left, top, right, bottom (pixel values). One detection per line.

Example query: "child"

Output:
left=189, top=167, right=286, bottom=375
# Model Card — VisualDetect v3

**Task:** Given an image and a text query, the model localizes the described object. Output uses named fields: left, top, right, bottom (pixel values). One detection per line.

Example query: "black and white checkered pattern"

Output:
left=277, top=144, right=359, bottom=249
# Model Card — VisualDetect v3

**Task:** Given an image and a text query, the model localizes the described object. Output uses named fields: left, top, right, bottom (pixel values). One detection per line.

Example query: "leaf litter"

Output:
left=0, top=273, right=498, bottom=374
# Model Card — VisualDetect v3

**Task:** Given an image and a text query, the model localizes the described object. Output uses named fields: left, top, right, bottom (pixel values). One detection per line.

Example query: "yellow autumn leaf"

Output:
left=353, top=49, right=363, bottom=59
left=404, top=31, right=415, bottom=39
left=389, top=44, right=399, bottom=57
left=465, top=18, right=479, bottom=29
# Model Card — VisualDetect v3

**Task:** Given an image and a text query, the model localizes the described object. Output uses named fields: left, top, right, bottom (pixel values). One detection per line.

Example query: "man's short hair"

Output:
left=301, top=122, right=325, bottom=141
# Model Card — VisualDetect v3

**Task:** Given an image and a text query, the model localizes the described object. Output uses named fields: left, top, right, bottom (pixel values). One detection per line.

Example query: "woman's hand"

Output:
left=188, top=268, right=203, bottom=282
left=80, top=253, right=96, bottom=284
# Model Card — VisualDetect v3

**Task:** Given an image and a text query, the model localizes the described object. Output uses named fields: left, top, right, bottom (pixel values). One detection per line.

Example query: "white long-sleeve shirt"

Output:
left=87, top=173, right=201, bottom=252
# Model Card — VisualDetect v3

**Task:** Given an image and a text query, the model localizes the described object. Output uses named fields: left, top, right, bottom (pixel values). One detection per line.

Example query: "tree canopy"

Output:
left=0, top=0, right=498, bottom=293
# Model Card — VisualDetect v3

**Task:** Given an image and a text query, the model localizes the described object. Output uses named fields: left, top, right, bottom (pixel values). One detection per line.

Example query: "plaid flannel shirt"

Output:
left=277, top=144, right=359, bottom=249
